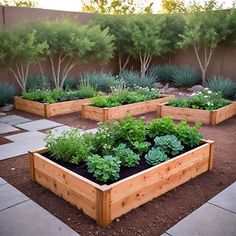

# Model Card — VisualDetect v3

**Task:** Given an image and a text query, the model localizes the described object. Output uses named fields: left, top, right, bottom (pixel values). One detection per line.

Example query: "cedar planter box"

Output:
left=14, top=96, right=92, bottom=118
left=82, top=95, right=174, bottom=122
left=157, top=102, right=236, bottom=125
left=29, top=139, right=214, bottom=227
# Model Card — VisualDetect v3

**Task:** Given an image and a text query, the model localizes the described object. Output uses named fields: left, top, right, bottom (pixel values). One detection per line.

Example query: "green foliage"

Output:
left=206, top=76, right=236, bottom=100
left=1, top=0, right=38, bottom=7
left=113, top=143, right=140, bottom=167
left=118, top=70, right=156, bottom=88
left=147, top=65, right=177, bottom=83
left=77, top=81, right=97, bottom=99
left=132, top=141, right=151, bottom=155
left=172, top=65, right=200, bottom=87
left=91, top=87, right=160, bottom=108
left=169, top=90, right=230, bottom=110
left=154, top=135, right=184, bottom=156
left=63, top=76, right=77, bottom=90
left=0, top=82, right=16, bottom=106
left=147, top=117, right=203, bottom=147
left=175, top=120, right=203, bottom=147
left=161, top=0, right=186, bottom=13
left=115, top=116, right=146, bottom=144
left=81, top=72, right=119, bottom=93
left=145, top=148, right=168, bottom=166
left=45, top=129, right=93, bottom=164
left=147, top=117, right=176, bottom=138
left=26, top=74, right=51, bottom=91
left=86, top=155, right=121, bottom=183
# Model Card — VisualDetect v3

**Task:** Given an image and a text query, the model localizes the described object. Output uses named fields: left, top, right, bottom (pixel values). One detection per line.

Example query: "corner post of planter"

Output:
left=207, top=140, right=215, bottom=171
left=96, top=185, right=112, bottom=227
left=28, top=151, right=35, bottom=182
left=157, top=104, right=162, bottom=118
left=210, top=110, right=217, bottom=125
left=81, top=103, right=88, bottom=119
left=103, top=108, right=109, bottom=122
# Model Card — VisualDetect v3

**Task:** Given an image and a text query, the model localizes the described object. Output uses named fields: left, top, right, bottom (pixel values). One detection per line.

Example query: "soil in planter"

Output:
left=44, top=145, right=195, bottom=185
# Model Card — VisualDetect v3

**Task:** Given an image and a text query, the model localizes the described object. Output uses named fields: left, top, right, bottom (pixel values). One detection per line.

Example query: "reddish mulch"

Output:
left=0, top=111, right=236, bottom=236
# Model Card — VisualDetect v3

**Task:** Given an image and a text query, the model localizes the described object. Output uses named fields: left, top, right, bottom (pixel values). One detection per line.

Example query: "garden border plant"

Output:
left=28, top=116, right=215, bottom=227
left=157, top=90, right=236, bottom=125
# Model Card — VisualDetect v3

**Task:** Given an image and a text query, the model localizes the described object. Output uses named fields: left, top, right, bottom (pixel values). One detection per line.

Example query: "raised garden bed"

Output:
left=157, top=102, right=236, bottom=125
left=14, top=96, right=92, bottom=118
left=29, top=139, right=214, bottom=227
left=82, top=95, right=174, bottom=122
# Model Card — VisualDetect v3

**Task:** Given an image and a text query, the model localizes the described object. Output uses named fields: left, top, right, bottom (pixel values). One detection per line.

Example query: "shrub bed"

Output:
left=29, top=116, right=214, bottom=226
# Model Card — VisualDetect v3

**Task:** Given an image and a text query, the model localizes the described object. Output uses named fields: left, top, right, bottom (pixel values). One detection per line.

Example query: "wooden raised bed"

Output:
left=14, top=96, right=92, bottom=118
left=29, top=139, right=214, bottom=227
left=82, top=95, right=174, bottom=122
left=157, top=102, right=236, bottom=125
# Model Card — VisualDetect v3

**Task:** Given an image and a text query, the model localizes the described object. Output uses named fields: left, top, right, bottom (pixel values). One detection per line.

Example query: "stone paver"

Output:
left=209, top=182, right=236, bottom=213
left=167, top=203, right=236, bottom=236
left=81, top=128, right=98, bottom=134
left=5, top=131, right=46, bottom=142
left=0, top=184, right=29, bottom=211
left=160, top=234, right=171, bottom=236
left=0, top=199, right=79, bottom=236
left=15, top=119, right=62, bottom=131
left=49, top=125, right=73, bottom=137
left=0, top=123, right=20, bottom=134
left=0, top=115, right=31, bottom=125
left=0, top=140, right=45, bottom=160
left=0, top=177, right=7, bottom=186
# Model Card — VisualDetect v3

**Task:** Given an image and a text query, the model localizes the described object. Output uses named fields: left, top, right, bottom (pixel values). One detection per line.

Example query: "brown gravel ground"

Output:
left=0, top=111, right=236, bottom=236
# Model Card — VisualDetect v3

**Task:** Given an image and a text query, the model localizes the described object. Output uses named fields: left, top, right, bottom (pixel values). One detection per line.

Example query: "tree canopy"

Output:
left=0, top=0, right=38, bottom=7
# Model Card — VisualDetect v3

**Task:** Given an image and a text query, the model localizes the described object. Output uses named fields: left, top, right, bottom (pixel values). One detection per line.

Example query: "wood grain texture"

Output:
left=158, top=102, right=236, bottom=125
left=82, top=95, right=174, bottom=122
left=14, top=96, right=92, bottom=117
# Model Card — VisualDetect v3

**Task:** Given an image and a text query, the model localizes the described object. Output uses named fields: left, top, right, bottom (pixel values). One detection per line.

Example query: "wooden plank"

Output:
left=215, top=102, right=236, bottom=124
left=14, top=96, right=46, bottom=117
left=28, top=151, right=35, bottom=181
left=96, top=185, right=112, bottom=227
left=159, top=104, right=211, bottom=124
left=110, top=143, right=210, bottom=204
left=82, top=104, right=104, bottom=121
left=46, top=98, right=91, bottom=117
left=35, top=169, right=96, bottom=219
left=33, top=154, right=99, bottom=200
left=110, top=158, right=209, bottom=220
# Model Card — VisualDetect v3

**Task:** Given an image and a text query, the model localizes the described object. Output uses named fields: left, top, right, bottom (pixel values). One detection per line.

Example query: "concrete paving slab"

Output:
left=15, top=119, right=62, bottom=131
left=167, top=203, right=236, bottom=236
left=0, top=139, right=45, bottom=160
left=0, top=184, right=29, bottom=211
left=160, top=234, right=171, bottom=236
left=49, top=125, right=74, bottom=137
left=0, top=123, right=20, bottom=134
left=81, top=128, right=98, bottom=134
left=5, top=131, right=46, bottom=142
left=0, top=115, right=31, bottom=125
left=209, top=182, right=236, bottom=213
left=0, top=200, right=79, bottom=236
left=0, top=177, right=7, bottom=186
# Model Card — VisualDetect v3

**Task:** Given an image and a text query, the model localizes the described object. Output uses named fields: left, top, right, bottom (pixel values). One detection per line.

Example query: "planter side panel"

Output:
left=110, top=144, right=210, bottom=220
left=14, top=97, right=46, bottom=116
left=33, top=154, right=97, bottom=219
left=47, top=98, right=91, bottom=117
left=215, top=103, right=236, bottom=124
left=160, top=105, right=211, bottom=124
left=82, top=105, right=105, bottom=121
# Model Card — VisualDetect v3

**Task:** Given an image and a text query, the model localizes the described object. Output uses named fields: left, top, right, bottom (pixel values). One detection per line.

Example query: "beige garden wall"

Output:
left=0, top=6, right=235, bottom=92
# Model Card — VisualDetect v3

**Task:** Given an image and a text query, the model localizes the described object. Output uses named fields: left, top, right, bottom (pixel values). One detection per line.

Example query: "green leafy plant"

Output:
left=63, top=76, right=77, bottom=90
left=26, top=74, right=51, bottom=91
left=76, top=80, right=97, bottom=98
left=0, top=82, right=16, bottom=106
left=131, top=141, right=151, bottom=155
left=113, top=143, right=140, bottom=167
left=206, top=76, right=236, bottom=99
left=81, top=72, right=119, bottom=93
left=45, top=129, right=93, bottom=164
left=169, top=90, right=230, bottom=110
left=154, top=135, right=184, bottom=156
left=172, top=65, right=200, bottom=87
left=86, top=154, right=121, bottom=183
left=145, top=148, right=169, bottom=166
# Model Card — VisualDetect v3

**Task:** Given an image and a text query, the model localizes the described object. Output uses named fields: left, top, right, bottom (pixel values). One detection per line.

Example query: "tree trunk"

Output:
left=140, top=62, right=146, bottom=79
left=202, top=69, right=207, bottom=84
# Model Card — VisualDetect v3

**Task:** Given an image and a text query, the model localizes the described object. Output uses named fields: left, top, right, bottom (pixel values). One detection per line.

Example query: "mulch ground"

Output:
left=0, top=111, right=236, bottom=236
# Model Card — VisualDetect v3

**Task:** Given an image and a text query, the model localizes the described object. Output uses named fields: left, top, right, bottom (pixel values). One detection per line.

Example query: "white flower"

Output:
left=204, top=87, right=209, bottom=91
left=204, top=95, right=208, bottom=98
left=207, top=91, right=212, bottom=94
